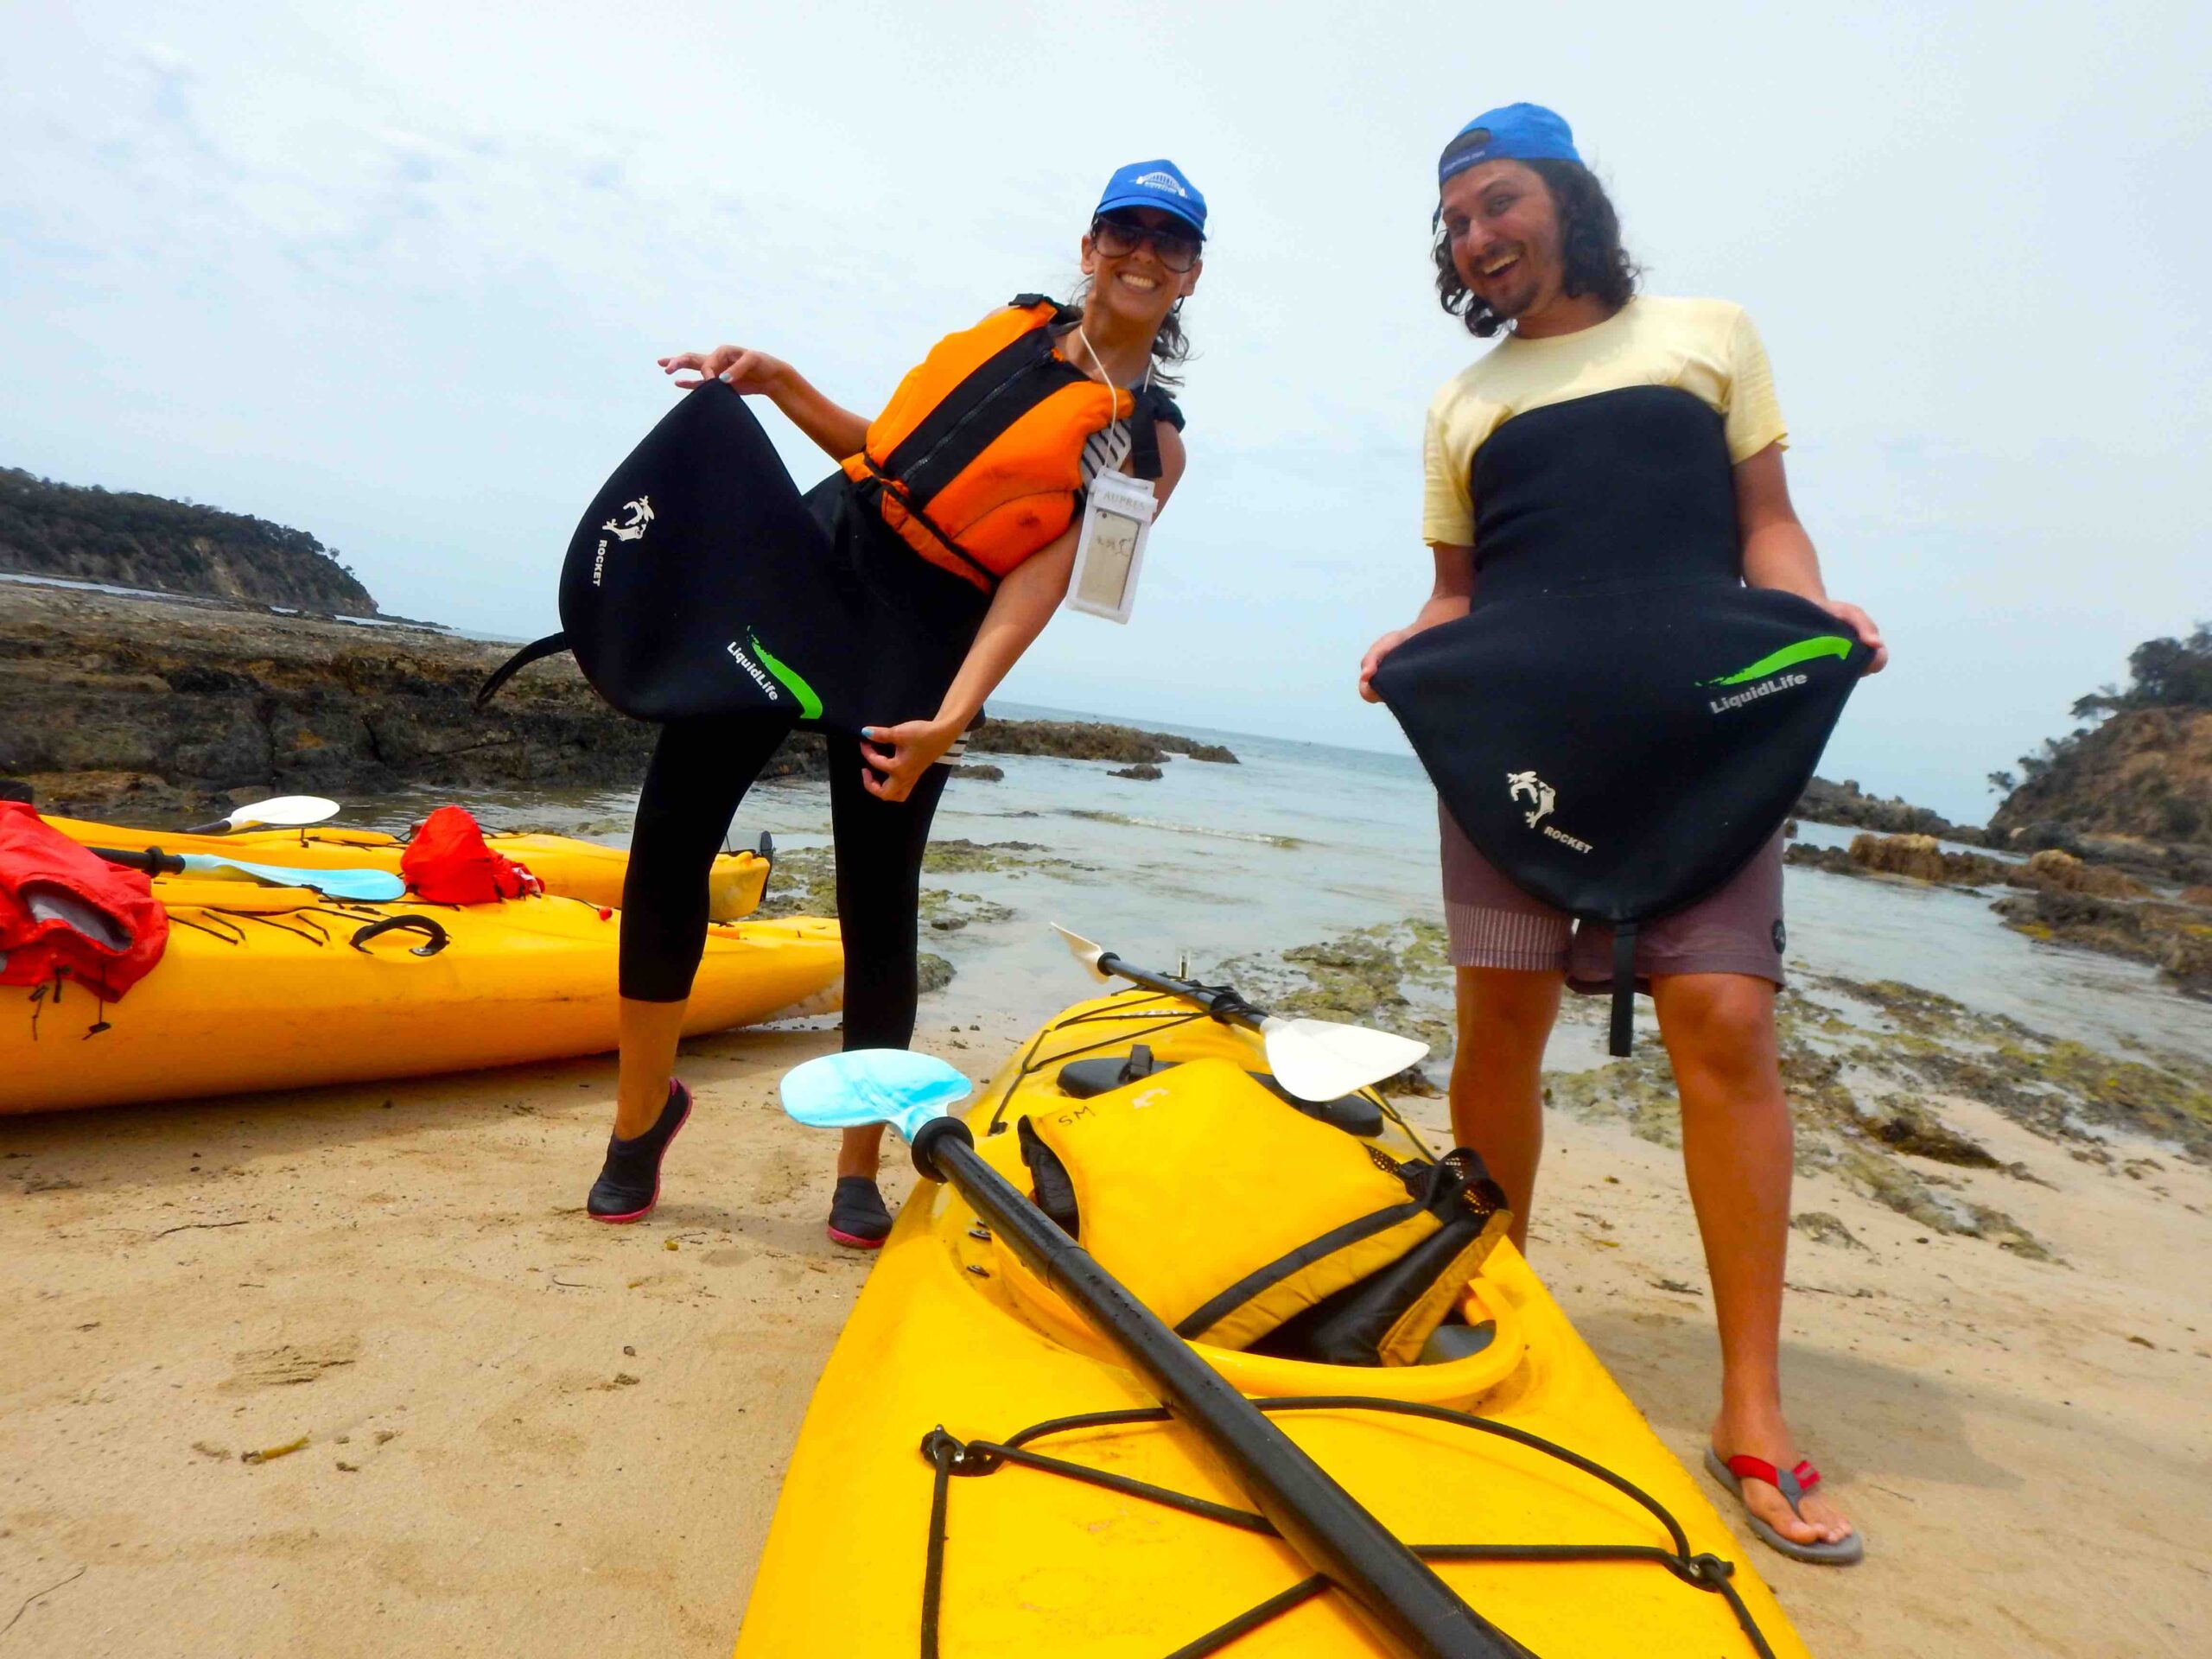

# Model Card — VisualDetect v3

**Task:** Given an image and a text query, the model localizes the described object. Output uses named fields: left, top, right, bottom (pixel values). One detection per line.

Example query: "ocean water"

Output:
left=356, top=700, right=2212, bottom=1071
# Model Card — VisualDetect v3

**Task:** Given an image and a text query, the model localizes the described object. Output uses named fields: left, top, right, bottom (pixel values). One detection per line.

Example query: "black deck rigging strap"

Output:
left=915, top=1395, right=1777, bottom=1659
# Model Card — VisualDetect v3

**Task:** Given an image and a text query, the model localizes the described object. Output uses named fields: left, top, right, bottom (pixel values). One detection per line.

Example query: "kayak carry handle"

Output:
left=348, top=915, right=450, bottom=957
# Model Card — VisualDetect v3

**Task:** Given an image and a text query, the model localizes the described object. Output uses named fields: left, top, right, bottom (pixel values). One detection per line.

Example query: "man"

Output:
left=1360, top=103, right=1882, bottom=1565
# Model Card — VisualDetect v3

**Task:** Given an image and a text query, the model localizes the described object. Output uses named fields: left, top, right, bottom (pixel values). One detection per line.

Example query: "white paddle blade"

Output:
left=1050, top=923, right=1116, bottom=985
left=781, top=1050, right=974, bottom=1142
left=1262, top=1018, right=1429, bottom=1103
left=221, top=796, right=341, bottom=830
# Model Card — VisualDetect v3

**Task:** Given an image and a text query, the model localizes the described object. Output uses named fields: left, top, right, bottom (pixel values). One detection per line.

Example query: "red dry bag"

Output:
left=400, top=806, right=543, bottom=905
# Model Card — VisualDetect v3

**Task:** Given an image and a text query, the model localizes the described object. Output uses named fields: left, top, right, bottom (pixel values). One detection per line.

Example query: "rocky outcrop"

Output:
left=1795, top=777, right=1985, bottom=843
left=0, top=584, right=825, bottom=817
left=1989, top=626, right=2210, bottom=861
left=2, top=467, right=378, bottom=615
left=0, top=585, right=1234, bottom=824
left=1992, top=707, right=2212, bottom=852
left=967, top=718, right=1236, bottom=765
left=2022, top=849, right=2149, bottom=899
left=1783, top=831, right=2211, bottom=993
left=1109, top=763, right=1163, bottom=780
left=1993, top=887, right=2212, bottom=994
left=1784, top=832, right=2011, bottom=885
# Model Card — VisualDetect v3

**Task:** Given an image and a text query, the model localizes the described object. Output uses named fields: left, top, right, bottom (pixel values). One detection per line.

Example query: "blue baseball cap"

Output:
left=1438, top=104, right=1581, bottom=187
left=1095, top=159, right=1206, bottom=238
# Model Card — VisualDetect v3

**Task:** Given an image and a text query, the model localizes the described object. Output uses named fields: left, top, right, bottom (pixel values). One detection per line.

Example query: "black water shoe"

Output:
left=587, top=1079, right=693, bottom=1224
left=826, top=1175, right=893, bottom=1250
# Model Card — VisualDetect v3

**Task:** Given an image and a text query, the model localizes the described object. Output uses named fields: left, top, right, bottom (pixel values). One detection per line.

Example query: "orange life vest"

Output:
left=842, top=296, right=1143, bottom=592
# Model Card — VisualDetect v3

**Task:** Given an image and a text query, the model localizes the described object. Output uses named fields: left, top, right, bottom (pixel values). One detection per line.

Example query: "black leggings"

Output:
left=618, top=717, right=950, bottom=1052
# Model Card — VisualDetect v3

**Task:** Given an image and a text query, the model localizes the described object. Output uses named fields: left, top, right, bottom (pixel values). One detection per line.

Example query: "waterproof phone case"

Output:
left=1065, top=470, right=1155, bottom=625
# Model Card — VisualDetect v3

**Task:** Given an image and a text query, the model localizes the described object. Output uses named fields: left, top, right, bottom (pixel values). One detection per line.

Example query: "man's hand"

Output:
left=1818, top=599, right=1888, bottom=674
left=858, top=718, right=960, bottom=803
left=1358, top=627, right=1414, bottom=703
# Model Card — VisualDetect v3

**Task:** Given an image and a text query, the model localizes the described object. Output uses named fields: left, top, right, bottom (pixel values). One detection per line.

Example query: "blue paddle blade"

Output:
left=781, top=1050, right=973, bottom=1142
left=175, top=852, right=407, bottom=902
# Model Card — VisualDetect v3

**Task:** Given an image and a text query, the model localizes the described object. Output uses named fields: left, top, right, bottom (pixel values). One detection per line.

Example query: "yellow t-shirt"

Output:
left=1421, top=296, right=1787, bottom=547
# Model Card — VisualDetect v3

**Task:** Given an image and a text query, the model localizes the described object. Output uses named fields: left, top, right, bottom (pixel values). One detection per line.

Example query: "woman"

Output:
left=588, top=161, right=1205, bottom=1249
left=1359, top=105, right=1880, bottom=1565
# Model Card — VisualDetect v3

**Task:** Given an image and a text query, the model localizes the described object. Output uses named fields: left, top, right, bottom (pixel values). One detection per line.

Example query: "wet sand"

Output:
left=3, top=1016, right=2209, bottom=1656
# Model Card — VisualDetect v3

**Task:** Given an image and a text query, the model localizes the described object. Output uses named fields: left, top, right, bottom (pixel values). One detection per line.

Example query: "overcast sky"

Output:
left=4, top=1, right=2206, bottom=820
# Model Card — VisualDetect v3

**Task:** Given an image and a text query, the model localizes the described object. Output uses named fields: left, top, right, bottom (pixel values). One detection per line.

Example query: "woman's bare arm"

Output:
left=658, top=346, right=871, bottom=461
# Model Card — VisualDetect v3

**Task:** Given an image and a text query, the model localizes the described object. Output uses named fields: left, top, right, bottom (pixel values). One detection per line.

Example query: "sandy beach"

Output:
left=5, top=990, right=2207, bottom=1657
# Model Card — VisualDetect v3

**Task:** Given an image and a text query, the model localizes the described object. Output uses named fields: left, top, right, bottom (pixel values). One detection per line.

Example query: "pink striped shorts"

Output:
left=1438, top=802, right=1787, bottom=990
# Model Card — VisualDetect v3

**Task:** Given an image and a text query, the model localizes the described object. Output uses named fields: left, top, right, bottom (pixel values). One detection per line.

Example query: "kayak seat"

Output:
left=1054, top=1047, right=1385, bottom=1138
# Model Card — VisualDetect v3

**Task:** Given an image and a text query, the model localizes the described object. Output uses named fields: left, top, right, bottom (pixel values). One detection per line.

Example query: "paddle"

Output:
left=185, top=796, right=342, bottom=835
left=91, top=846, right=406, bottom=903
left=1051, top=925, right=1427, bottom=1103
left=780, top=1050, right=1522, bottom=1659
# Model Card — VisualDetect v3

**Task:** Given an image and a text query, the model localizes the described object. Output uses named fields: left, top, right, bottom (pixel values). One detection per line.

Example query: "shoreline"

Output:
left=0, top=584, right=1238, bottom=822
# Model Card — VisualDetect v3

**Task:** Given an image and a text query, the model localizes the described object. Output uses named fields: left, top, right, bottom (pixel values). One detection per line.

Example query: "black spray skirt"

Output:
left=1375, top=578, right=1870, bottom=1050
left=556, top=382, right=988, bottom=734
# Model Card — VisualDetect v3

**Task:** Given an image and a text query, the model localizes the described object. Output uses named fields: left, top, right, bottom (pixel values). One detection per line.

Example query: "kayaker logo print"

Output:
left=1508, top=770, right=1593, bottom=855
left=602, top=496, right=655, bottom=543
left=1506, top=771, right=1555, bottom=828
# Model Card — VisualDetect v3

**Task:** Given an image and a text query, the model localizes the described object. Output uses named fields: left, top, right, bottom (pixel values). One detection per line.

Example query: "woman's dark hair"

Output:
left=1069, top=279, right=1192, bottom=391
left=1432, top=158, right=1639, bottom=338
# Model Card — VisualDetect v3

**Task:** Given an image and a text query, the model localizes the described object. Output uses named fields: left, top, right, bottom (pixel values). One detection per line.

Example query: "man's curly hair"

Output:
left=1433, top=158, right=1640, bottom=338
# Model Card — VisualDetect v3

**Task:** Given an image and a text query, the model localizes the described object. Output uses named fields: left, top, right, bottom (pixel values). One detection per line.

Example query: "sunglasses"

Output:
left=1090, top=215, right=1202, bottom=273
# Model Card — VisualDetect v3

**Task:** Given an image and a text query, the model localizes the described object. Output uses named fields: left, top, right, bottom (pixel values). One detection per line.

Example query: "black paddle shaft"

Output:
left=1095, top=951, right=1269, bottom=1035
left=910, top=1116, right=1527, bottom=1659
left=89, top=846, right=183, bottom=876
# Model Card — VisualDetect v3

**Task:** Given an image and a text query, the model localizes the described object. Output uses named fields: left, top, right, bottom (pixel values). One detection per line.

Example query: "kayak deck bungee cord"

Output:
left=42, top=815, right=773, bottom=924
left=734, top=988, right=1812, bottom=1656
left=3, top=878, right=841, bottom=1114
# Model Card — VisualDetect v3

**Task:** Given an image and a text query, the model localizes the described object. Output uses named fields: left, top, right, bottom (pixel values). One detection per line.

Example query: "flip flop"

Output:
left=1704, top=1446, right=1866, bottom=1566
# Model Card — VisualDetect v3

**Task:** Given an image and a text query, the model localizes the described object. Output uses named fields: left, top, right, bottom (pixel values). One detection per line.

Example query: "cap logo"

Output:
left=1132, top=170, right=1188, bottom=197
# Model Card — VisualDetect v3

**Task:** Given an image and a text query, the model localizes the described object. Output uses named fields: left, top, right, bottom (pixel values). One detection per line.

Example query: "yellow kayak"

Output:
left=42, top=814, right=771, bottom=922
left=3, top=877, right=840, bottom=1114
left=735, top=990, right=1812, bottom=1657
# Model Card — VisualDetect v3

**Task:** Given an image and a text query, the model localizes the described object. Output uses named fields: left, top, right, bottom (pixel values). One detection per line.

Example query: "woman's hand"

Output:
left=858, top=717, right=961, bottom=803
left=1357, top=626, right=1414, bottom=703
left=658, top=346, right=790, bottom=395
left=1819, top=599, right=1889, bottom=674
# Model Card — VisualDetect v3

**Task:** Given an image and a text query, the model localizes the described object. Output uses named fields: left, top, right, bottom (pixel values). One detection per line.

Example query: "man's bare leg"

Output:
left=1653, top=972, right=1854, bottom=1548
left=1448, top=966, right=1564, bottom=1253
